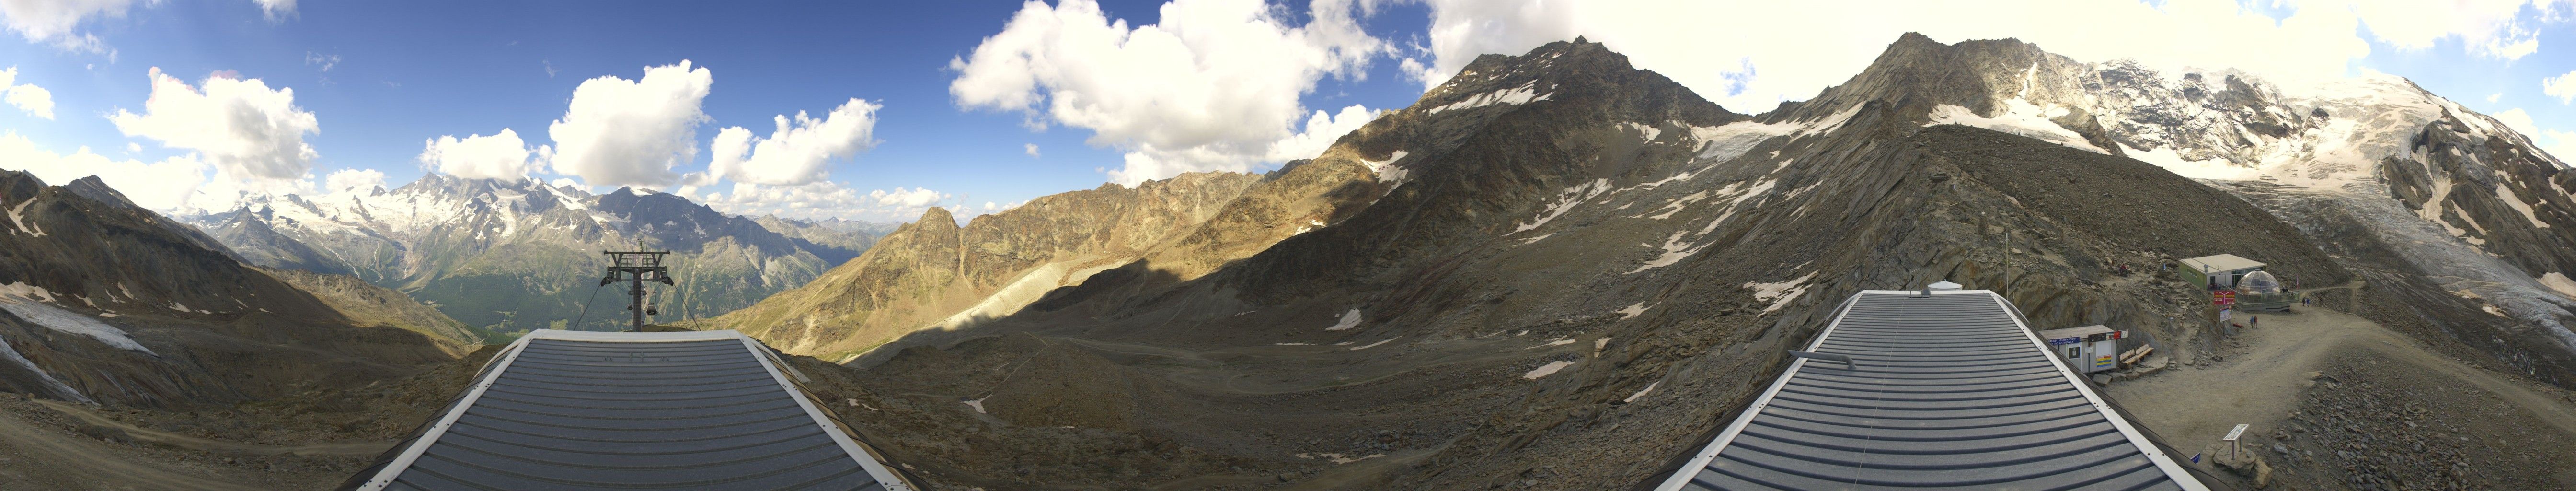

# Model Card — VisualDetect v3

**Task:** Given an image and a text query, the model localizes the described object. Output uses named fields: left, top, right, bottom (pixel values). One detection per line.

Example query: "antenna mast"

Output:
left=599, top=247, right=673, bottom=332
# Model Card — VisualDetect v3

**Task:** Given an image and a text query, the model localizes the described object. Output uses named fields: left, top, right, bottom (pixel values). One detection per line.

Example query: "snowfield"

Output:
left=0, top=284, right=154, bottom=354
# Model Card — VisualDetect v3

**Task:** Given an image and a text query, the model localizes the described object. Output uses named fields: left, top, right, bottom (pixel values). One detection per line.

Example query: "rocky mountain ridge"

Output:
left=693, top=171, right=1265, bottom=359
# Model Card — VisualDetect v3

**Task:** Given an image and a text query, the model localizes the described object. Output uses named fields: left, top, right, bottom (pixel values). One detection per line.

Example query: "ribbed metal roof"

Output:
left=1652, top=290, right=2206, bottom=491
left=345, top=330, right=917, bottom=491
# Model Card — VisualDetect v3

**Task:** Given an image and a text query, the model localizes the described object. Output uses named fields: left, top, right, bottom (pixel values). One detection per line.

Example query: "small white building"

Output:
left=2037, top=325, right=2126, bottom=374
left=2179, top=254, right=2266, bottom=290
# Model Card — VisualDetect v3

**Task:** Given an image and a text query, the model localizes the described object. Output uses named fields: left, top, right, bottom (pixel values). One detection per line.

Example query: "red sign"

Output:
left=2212, top=290, right=2236, bottom=306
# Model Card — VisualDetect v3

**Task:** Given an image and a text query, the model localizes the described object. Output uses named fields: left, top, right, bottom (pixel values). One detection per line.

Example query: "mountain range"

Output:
left=184, top=175, right=889, bottom=334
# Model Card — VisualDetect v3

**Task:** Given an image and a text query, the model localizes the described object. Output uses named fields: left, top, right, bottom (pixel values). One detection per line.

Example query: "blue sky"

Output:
left=0, top=0, right=2570, bottom=222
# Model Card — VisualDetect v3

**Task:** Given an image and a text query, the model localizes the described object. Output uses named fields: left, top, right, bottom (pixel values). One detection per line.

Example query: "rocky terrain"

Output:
left=187, top=175, right=879, bottom=333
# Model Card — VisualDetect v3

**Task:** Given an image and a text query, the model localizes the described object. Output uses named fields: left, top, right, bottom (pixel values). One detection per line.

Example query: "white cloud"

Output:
left=2346, top=0, right=2569, bottom=60
left=0, top=0, right=131, bottom=52
left=322, top=168, right=385, bottom=193
left=950, top=0, right=1388, bottom=184
left=1265, top=104, right=1376, bottom=162
left=2540, top=129, right=2576, bottom=164
left=871, top=187, right=945, bottom=207
left=2489, top=93, right=2504, bottom=103
left=2494, top=108, right=2541, bottom=136
left=546, top=60, right=712, bottom=188
left=0, top=131, right=209, bottom=210
left=707, top=98, right=880, bottom=186
left=1025, top=143, right=1040, bottom=158
left=1405, top=0, right=2564, bottom=113
left=0, top=66, right=53, bottom=118
left=2546, top=70, right=2576, bottom=104
left=254, top=0, right=294, bottom=20
left=419, top=128, right=543, bottom=180
left=700, top=181, right=953, bottom=221
left=107, top=68, right=319, bottom=181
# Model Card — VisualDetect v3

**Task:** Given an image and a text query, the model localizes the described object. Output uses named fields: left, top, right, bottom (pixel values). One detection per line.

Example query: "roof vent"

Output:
left=1927, top=281, right=1963, bottom=291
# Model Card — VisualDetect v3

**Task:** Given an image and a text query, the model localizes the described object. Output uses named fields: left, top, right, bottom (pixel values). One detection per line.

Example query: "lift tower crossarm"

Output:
left=599, top=250, right=673, bottom=332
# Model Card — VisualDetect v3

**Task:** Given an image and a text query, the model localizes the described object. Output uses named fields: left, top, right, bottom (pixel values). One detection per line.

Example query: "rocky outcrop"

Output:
left=0, top=169, right=453, bottom=407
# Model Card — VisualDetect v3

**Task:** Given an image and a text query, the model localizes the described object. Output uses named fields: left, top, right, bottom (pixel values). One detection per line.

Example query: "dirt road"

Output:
left=2104, top=303, right=2576, bottom=479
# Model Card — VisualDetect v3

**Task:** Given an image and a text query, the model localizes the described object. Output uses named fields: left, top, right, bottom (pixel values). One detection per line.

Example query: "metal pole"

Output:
left=629, top=264, right=646, bottom=331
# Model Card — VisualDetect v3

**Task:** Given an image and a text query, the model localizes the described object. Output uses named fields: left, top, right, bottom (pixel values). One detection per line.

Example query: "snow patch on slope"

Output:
left=0, top=337, right=88, bottom=403
left=1925, top=101, right=2107, bottom=154
left=1365, top=151, right=1412, bottom=185
left=1522, top=360, right=1573, bottom=379
left=5, top=197, right=42, bottom=237
left=1514, top=179, right=1611, bottom=233
left=0, top=286, right=153, bottom=354
left=1616, top=302, right=1649, bottom=319
left=1745, top=272, right=1818, bottom=314
left=1325, top=308, right=1363, bottom=331
left=1428, top=82, right=1551, bottom=114
left=2542, top=273, right=2576, bottom=299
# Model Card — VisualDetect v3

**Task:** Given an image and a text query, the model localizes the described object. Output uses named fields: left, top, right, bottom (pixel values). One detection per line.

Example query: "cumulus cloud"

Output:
left=707, top=98, right=880, bottom=186
left=546, top=60, right=713, bottom=188
left=1403, top=0, right=2567, bottom=112
left=1025, top=143, right=1040, bottom=158
left=108, top=68, right=319, bottom=181
left=0, top=0, right=132, bottom=51
left=322, top=168, right=385, bottom=193
left=699, top=182, right=954, bottom=221
left=2546, top=70, right=2576, bottom=104
left=951, top=0, right=1389, bottom=184
left=0, top=131, right=210, bottom=210
left=0, top=66, right=53, bottom=118
left=871, top=187, right=945, bottom=208
left=1265, top=105, right=1376, bottom=162
left=420, top=128, right=544, bottom=180
left=2494, top=108, right=2541, bottom=136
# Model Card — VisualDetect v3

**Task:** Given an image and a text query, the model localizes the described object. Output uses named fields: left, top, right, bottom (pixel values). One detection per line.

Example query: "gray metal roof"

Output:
left=346, top=330, right=917, bottom=491
left=1652, top=290, right=2206, bottom=491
